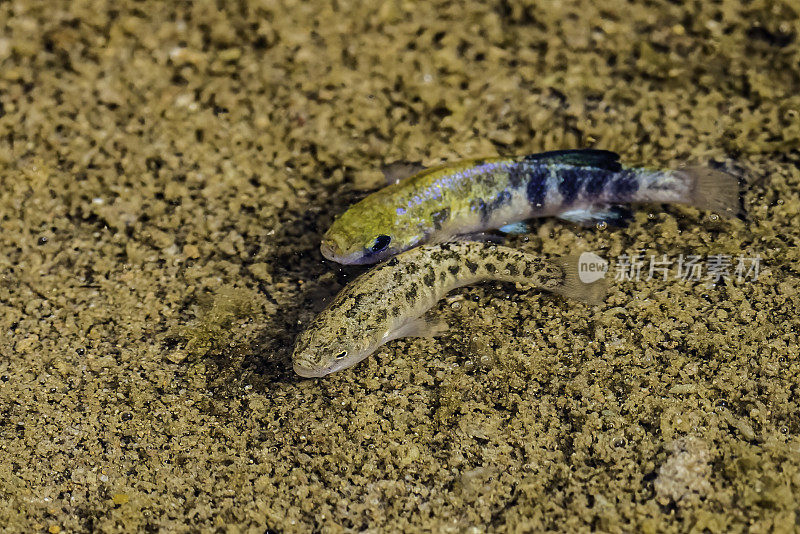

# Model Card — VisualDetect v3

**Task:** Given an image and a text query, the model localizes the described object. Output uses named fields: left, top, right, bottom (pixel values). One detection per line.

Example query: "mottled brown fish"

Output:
left=293, top=242, right=604, bottom=377
left=321, top=149, right=743, bottom=265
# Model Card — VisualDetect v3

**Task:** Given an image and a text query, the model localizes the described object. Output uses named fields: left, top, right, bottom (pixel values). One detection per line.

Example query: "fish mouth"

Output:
left=319, top=239, right=340, bottom=262
left=293, top=361, right=330, bottom=378
left=320, top=239, right=377, bottom=265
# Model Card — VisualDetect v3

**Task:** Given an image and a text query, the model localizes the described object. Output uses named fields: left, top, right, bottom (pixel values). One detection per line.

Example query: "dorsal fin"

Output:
left=523, top=149, right=622, bottom=172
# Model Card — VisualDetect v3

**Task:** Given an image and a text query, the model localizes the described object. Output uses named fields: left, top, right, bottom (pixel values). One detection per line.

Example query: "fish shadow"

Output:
left=219, top=184, right=374, bottom=389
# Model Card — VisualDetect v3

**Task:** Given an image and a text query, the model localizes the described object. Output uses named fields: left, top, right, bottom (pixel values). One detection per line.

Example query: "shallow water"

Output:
left=1, top=0, right=799, bottom=531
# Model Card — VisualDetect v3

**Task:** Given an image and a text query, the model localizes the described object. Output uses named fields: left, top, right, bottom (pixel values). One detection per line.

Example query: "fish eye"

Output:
left=335, top=350, right=347, bottom=360
left=370, top=234, right=392, bottom=253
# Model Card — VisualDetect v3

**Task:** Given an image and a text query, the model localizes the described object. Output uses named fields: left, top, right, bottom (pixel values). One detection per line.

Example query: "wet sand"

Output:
left=1, top=0, right=799, bottom=531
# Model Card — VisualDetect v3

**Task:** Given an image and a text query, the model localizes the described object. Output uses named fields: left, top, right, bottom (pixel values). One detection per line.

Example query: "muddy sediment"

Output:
left=1, top=1, right=799, bottom=531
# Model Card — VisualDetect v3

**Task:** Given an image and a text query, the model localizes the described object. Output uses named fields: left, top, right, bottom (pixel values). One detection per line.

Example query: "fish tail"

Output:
left=548, top=255, right=607, bottom=306
left=675, top=166, right=746, bottom=219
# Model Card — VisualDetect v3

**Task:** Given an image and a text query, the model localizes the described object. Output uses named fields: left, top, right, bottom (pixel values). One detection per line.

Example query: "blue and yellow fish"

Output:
left=321, top=149, right=743, bottom=264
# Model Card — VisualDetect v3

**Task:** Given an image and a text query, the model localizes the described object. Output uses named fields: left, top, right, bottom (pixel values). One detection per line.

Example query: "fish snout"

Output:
left=320, top=239, right=341, bottom=261
left=293, top=355, right=326, bottom=378
left=293, top=362, right=316, bottom=378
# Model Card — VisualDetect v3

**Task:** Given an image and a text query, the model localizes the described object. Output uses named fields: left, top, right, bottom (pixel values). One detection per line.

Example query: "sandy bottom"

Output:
left=1, top=0, right=799, bottom=532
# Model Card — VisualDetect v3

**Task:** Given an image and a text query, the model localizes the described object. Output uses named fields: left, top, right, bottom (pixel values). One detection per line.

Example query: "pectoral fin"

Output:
left=390, top=316, right=449, bottom=341
left=381, top=161, right=428, bottom=185
left=558, top=205, right=633, bottom=227
left=498, top=221, right=532, bottom=235
left=439, top=232, right=506, bottom=244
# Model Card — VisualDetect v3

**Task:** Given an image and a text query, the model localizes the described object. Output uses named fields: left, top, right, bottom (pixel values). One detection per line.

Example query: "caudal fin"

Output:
left=677, top=166, right=746, bottom=219
left=549, top=255, right=607, bottom=306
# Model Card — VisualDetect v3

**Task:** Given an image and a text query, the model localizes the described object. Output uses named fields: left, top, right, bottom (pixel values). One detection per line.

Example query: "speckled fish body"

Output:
left=321, top=150, right=742, bottom=264
left=293, top=242, right=602, bottom=377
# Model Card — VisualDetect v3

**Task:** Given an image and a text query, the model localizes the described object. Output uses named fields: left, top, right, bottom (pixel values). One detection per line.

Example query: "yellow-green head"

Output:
left=321, top=187, right=428, bottom=264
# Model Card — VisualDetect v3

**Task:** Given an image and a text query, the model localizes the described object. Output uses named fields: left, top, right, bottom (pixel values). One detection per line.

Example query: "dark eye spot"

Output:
left=371, top=235, right=391, bottom=253
left=335, top=351, right=347, bottom=360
